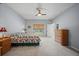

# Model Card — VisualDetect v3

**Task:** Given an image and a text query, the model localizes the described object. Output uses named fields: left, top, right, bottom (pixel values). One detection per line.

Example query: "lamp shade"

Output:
left=0, top=27, right=7, bottom=32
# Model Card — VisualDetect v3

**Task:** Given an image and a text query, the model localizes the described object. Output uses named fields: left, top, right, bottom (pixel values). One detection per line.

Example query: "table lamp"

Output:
left=0, top=27, right=7, bottom=38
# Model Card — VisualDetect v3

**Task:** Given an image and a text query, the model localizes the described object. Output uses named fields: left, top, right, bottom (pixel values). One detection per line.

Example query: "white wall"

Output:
left=0, top=4, right=25, bottom=33
left=0, top=4, right=48, bottom=36
left=25, top=20, right=48, bottom=36
left=53, top=4, right=79, bottom=49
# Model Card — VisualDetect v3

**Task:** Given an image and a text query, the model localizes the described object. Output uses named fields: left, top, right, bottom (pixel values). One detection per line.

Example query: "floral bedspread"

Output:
left=11, top=33, right=41, bottom=43
left=11, top=36, right=40, bottom=43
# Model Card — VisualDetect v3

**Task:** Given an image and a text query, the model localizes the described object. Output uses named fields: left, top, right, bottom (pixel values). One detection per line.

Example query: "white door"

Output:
left=47, top=23, right=56, bottom=39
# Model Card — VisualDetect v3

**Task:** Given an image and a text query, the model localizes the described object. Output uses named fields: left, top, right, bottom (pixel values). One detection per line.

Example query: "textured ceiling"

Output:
left=6, top=3, right=75, bottom=20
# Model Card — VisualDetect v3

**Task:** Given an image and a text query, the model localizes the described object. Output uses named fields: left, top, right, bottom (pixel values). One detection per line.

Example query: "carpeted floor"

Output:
left=4, top=37, right=79, bottom=56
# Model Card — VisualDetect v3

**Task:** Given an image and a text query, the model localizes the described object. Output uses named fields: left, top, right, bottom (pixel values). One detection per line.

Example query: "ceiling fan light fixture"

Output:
left=37, top=13, right=42, bottom=16
left=35, top=13, right=42, bottom=16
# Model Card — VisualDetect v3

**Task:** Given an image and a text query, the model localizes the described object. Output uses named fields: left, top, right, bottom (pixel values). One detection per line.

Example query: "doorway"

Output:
left=47, top=23, right=56, bottom=39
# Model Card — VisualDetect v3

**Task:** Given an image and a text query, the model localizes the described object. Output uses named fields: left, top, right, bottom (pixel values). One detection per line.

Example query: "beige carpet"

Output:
left=4, top=37, right=79, bottom=56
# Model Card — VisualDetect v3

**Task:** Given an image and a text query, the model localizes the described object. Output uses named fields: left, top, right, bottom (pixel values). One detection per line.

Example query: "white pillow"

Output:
left=0, top=33, right=3, bottom=38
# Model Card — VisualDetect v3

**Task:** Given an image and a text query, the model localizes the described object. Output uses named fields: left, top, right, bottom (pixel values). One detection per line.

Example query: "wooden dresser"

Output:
left=0, top=37, right=11, bottom=55
left=55, top=29, right=69, bottom=46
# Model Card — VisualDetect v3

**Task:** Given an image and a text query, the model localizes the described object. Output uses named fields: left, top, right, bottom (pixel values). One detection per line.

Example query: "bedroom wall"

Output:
left=25, top=20, right=48, bottom=36
left=0, top=4, right=25, bottom=34
left=53, top=4, right=79, bottom=50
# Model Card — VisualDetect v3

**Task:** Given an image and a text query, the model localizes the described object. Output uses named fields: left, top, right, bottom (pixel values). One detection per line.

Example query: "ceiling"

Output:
left=6, top=3, right=75, bottom=20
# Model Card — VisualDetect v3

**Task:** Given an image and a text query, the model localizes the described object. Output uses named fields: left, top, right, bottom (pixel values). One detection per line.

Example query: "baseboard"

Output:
left=71, top=46, right=79, bottom=52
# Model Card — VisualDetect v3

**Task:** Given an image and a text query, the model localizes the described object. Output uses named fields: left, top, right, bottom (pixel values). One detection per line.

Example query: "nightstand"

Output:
left=0, top=37, right=11, bottom=55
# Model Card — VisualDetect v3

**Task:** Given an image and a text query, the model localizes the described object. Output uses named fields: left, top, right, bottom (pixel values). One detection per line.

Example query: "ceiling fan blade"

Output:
left=42, top=14, right=47, bottom=15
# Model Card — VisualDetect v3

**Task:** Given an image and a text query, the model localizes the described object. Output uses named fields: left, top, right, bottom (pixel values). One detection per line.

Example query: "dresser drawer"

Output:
left=0, top=47, right=2, bottom=56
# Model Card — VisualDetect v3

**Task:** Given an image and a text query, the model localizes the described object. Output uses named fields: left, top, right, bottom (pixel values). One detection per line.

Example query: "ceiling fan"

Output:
left=35, top=4, right=47, bottom=16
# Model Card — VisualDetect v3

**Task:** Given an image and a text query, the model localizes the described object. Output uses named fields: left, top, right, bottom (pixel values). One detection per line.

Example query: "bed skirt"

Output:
left=11, top=43, right=39, bottom=46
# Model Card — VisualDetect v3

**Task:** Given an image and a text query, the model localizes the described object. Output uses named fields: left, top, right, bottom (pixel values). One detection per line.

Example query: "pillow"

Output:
left=2, top=33, right=10, bottom=38
left=0, top=33, right=3, bottom=38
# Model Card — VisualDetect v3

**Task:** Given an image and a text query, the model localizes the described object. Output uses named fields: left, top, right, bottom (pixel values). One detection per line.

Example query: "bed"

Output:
left=11, top=33, right=40, bottom=46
